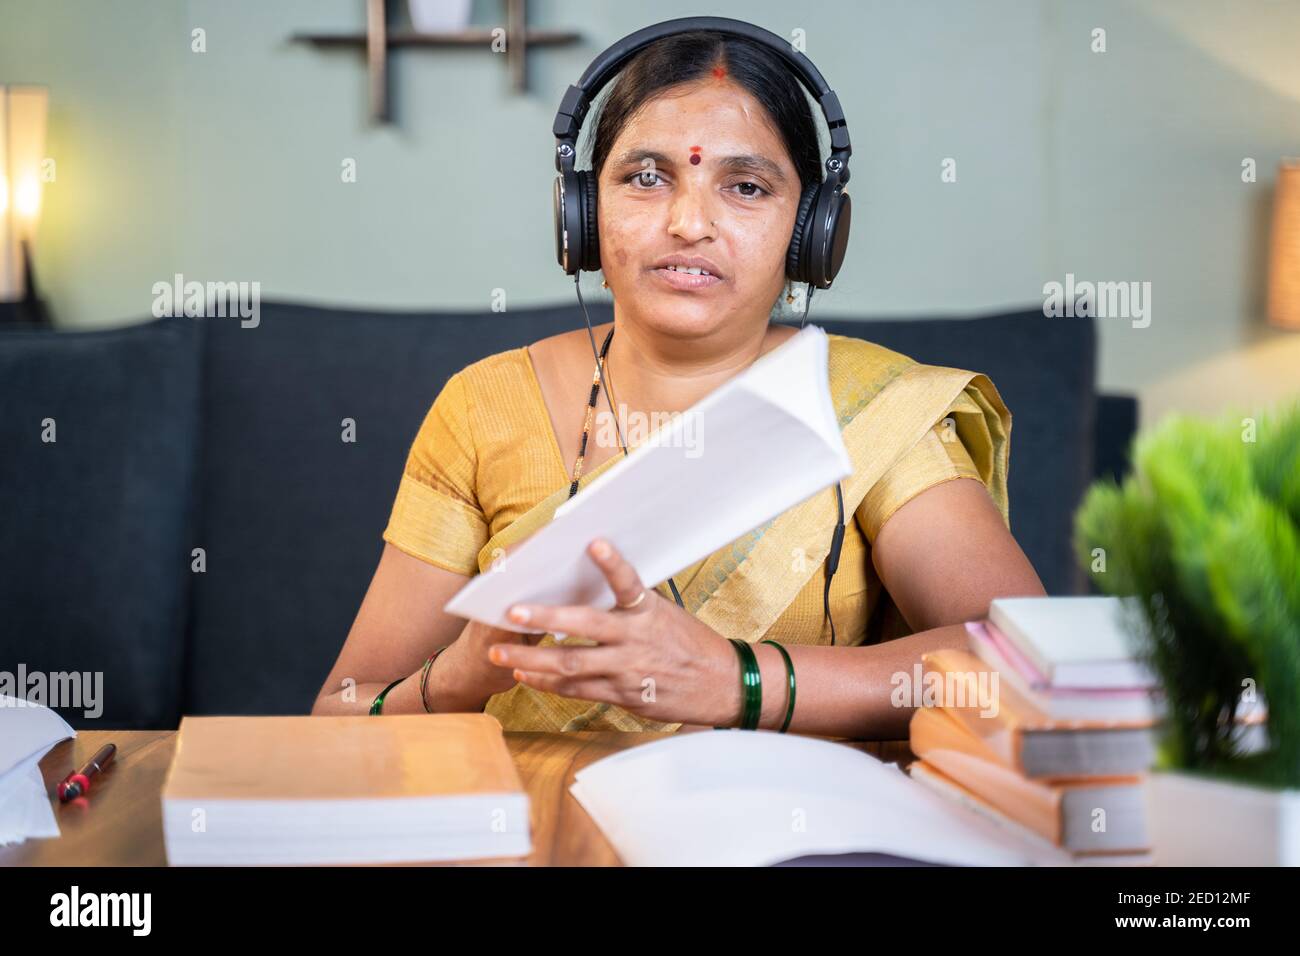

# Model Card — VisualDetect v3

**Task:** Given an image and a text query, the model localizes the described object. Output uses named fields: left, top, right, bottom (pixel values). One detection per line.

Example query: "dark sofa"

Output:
left=0, top=303, right=1135, bottom=729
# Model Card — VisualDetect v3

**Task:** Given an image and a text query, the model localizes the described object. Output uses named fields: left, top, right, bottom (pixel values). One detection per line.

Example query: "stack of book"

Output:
left=907, top=596, right=1160, bottom=865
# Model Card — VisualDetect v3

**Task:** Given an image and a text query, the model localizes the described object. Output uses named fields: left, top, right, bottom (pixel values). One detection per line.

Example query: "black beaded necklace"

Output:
left=567, top=325, right=686, bottom=609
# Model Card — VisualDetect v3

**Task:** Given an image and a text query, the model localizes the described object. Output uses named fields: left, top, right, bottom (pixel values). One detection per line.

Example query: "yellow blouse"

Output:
left=382, top=333, right=986, bottom=648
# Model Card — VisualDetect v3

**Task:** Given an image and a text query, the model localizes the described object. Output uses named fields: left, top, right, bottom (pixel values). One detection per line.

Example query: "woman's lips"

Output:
left=652, top=267, right=724, bottom=291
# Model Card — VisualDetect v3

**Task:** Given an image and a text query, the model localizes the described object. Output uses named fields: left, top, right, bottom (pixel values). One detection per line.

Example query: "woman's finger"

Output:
left=587, top=538, right=648, bottom=611
left=506, top=602, right=629, bottom=643
left=489, top=642, right=622, bottom=677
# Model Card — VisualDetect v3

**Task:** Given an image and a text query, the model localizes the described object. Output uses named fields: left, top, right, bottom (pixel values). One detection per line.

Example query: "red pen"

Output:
left=57, top=743, right=117, bottom=802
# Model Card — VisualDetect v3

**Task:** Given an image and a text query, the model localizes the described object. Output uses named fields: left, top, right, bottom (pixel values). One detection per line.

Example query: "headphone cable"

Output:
left=575, top=273, right=687, bottom=609
left=799, top=281, right=817, bottom=329
left=797, top=281, right=845, bottom=646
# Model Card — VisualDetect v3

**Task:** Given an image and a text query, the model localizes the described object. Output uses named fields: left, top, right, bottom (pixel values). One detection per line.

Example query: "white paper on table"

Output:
left=444, top=324, right=852, bottom=633
left=0, top=754, right=61, bottom=846
left=0, top=695, right=76, bottom=846
left=568, top=731, right=1074, bottom=867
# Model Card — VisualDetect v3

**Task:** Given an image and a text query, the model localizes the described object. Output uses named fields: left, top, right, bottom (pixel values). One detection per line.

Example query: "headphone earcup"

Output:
left=554, top=171, right=582, bottom=274
left=810, top=187, right=851, bottom=289
left=553, top=169, right=602, bottom=275
left=789, top=183, right=852, bottom=289
left=578, top=170, right=601, bottom=272
left=785, top=184, right=819, bottom=284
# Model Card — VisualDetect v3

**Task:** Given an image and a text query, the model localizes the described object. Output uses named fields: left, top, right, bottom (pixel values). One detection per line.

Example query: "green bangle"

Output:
left=760, top=640, right=796, bottom=734
left=370, top=677, right=405, bottom=716
left=729, top=638, right=763, bottom=730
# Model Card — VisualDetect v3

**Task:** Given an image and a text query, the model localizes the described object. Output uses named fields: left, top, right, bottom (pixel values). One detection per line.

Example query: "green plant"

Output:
left=1074, top=400, right=1300, bottom=789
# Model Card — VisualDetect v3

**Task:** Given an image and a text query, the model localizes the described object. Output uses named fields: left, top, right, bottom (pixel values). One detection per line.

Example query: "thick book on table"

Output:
left=908, top=760, right=1152, bottom=865
left=986, top=596, right=1155, bottom=689
left=909, top=707, right=1150, bottom=855
left=965, top=619, right=1162, bottom=723
left=920, top=647, right=1157, bottom=777
left=161, top=713, right=531, bottom=866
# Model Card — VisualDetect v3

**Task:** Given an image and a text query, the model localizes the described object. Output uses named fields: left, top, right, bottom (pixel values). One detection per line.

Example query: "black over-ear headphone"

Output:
left=552, top=16, right=853, bottom=289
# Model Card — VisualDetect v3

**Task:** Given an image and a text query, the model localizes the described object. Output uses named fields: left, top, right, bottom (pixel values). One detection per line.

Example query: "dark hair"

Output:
left=587, top=31, right=823, bottom=194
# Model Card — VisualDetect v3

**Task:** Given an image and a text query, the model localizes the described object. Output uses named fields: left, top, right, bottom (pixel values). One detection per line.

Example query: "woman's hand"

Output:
left=422, top=534, right=547, bottom=710
left=431, top=618, right=545, bottom=708
left=484, top=538, right=742, bottom=727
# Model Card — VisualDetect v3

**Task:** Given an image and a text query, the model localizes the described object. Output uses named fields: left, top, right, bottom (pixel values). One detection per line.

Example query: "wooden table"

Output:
left=3, top=730, right=914, bottom=866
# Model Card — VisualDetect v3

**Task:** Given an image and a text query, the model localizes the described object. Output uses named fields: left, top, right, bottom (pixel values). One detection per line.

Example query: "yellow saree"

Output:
left=467, top=336, right=1012, bottom=734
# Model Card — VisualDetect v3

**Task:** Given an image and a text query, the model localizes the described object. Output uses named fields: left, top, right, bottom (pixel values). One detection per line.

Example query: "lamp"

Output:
left=1267, top=160, right=1300, bottom=331
left=1, top=84, right=49, bottom=314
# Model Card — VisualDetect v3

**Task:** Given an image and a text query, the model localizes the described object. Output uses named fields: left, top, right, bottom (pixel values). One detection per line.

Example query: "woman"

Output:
left=313, top=30, right=1045, bottom=737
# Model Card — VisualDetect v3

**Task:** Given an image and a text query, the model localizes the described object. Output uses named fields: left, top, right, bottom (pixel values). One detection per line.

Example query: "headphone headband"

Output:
left=552, top=16, right=851, bottom=182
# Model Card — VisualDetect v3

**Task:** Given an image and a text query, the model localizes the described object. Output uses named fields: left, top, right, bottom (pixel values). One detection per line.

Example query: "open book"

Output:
left=569, top=730, right=1074, bottom=866
left=445, top=324, right=852, bottom=633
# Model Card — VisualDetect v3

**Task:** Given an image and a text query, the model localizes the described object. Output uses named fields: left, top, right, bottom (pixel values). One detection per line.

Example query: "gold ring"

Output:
left=615, top=589, right=647, bottom=610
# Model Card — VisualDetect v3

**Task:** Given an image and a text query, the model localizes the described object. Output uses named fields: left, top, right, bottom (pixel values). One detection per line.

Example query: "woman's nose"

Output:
left=667, top=183, right=717, bottom=243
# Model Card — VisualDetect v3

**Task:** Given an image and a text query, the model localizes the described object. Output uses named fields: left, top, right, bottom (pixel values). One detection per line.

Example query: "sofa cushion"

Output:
left=185, top=303, right=588, bottom=717
left=818, top=309, right=1096, bottom=595
left=0, top=317, right=201, bottom=728
left=1094, top=394, right=1138, bottom=483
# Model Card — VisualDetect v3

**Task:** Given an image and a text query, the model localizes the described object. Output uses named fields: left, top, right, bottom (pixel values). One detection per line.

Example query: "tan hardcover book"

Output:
left=908, top=761, right=1153, bottom=865
left=162, top=713, right=531, bottom=865
left=909, top=706, right=1148, bottom=853
left=920, top=647, right=1156, bottom=777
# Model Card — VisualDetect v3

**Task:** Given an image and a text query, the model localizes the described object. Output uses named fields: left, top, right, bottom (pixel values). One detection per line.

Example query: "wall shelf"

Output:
left=291, top=0, right=582, bottom=122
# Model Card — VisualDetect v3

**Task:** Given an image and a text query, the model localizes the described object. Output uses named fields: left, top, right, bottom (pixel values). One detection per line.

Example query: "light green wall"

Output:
left=3, top=0, right=1298, bottom=423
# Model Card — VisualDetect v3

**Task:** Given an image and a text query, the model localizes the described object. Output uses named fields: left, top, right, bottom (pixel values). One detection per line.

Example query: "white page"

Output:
left=445, top=325, right=852, bottom=633
left=0, top=694, right=76, bottom=774
left=569, top=731, right=1074, bottom=867
left=0, top=697, right=73, bottom=847
left=0, top=754, right=61, bottom=846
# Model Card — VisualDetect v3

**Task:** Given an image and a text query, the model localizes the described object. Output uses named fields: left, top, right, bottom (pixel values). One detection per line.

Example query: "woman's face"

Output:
left=597, top=77, right=802, bottom=341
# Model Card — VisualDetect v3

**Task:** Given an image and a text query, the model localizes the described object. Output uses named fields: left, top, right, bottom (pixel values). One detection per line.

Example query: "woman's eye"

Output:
left=730, top=181, right=768, bottom=199
left=630, top=170, right=663, bottom=188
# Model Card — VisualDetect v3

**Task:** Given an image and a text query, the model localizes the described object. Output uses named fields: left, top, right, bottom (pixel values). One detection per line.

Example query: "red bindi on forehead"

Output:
left=689, top=145, right=702, bottom=165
